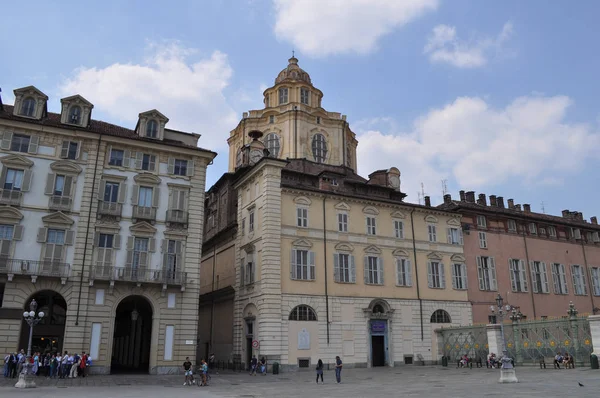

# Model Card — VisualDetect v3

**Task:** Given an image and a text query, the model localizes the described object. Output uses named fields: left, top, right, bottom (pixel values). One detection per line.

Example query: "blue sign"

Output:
left=371, top=320, right=386, bottom=334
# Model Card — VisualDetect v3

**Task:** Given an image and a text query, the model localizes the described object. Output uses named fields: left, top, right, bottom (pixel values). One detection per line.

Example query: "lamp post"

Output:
left=489, top=294, right=518, bottom=383
left=15, top=299, right=44, bottom=389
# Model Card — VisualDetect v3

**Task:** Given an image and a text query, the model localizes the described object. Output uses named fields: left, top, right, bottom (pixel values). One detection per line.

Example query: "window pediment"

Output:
left=242, top=243, right=256, bottom=253
left=42, top=212, right=75, bottom=226
left=1, top=154, right=34, bottom=168
left=334, top=242, right=354, bottom=252
left=13, top=86, right=48, bottom=120
left=292, top=239, right=312, bottom=248
left=0, top=207, right=24, bottom=223
left=164, top=228, right=189, bottom=238
left=447, top=218, right=461, bottom=227
left=334, top=201, right=351, bottom=211
left=451, top=254, right=466, bottom=262
left=392, top=249, right=409, bottom=257
left=129, top=221, right=157, bottom=235
left=363, top=206, right=379, bottom=215
left=425, top=215, right=438, bottom=223
left=364, top=245, right=381, bottom=255
left=427, top=252, right=443, bottom=260
left=294, top=196, right=312, bottom=206
left=137, top=109, right=168, bottom=140
left=390, top=210, right=406, bottom=219
left=50, top=160, right=83, bottom=175
left=60, top=95, right=94, bottom=126
left=134, top=173, right=161, bottom=185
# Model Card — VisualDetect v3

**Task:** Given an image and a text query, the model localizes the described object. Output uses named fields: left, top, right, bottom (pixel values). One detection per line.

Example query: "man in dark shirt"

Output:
left=250, top=355, right=258, bottom=376
left=335, top=356, right=343, bottom=383
left=183, top=357, right=194, bottom=386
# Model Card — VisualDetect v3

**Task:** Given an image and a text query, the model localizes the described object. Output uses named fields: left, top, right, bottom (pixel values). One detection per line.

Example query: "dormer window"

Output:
left=137, top=110, right=168, bottom=140
left=60, top=94, right=93, bottom=127
left=68, top=106, right=82, bottom=125
left=146, top=120, right=158, bottom=138
left=21, top=97, right=36, bottom=117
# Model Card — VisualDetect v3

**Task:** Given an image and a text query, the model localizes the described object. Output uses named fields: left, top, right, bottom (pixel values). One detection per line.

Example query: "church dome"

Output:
left=275, top=56, right=312, bottom=85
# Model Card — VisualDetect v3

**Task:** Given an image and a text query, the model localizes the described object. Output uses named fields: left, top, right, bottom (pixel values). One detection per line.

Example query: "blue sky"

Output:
left=1, top=0, right=599, bottom=220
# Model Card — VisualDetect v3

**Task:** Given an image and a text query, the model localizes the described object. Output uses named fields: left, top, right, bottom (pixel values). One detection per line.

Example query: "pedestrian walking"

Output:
left=200, top=359, right=208, bottom=386
left=249, top=355, right=258, bottom=376
left=316, top=359, right=324, bottom=384
left=182, top=357, right=194, bottom=386
left=79, top=352, right=87, bottom=377
left=49, top=354, right=58, bottom=378
left=3, top=352, right=9, bottom=377
left=335, top=356, right=343, bottom=384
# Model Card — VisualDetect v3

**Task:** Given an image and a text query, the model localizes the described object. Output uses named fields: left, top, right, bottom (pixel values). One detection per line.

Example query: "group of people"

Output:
left=182, top=354, right=214, bottom=387
left=3, top=350, right=91, bottom=379
left=315, top=356, right=343, bottom=384
left=249, top=355, right=267, bottom=376
left=554, top=352, right=574, bottom=369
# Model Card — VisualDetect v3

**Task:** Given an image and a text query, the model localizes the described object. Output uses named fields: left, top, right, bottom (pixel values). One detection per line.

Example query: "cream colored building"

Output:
left=201, top=58, right=472, bottom=369
left=0, top=86, right=215, bottom=374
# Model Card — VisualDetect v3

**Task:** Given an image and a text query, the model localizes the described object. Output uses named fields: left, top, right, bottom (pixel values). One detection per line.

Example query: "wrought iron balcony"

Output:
left=0, top=189, right=22, bottom=206
left=90, top=265, right=186, bottom=287
left=132, top=205, right=156, bottom=222
left=166, top=209, right=189, bottom=225
left=49, top=195, right=72, bottom=211
left=97, top=200, right=122, bottom=217
left=0, top=258, right=70, bottom=282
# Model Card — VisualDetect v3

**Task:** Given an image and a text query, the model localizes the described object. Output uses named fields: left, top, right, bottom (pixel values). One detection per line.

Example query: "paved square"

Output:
left=1, top=366, right=599, bottom=397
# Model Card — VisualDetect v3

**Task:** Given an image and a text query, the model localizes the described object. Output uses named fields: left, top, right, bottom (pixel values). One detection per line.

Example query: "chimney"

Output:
left=465, top=191, right=475, bottom=203
left=424, top=196, right=431, bottom=207
left=562, top=210, right=570, bottom=218
left=459, top=190, right=466, bottom=201
left=523, top=204, right=531, bottom=213
left=489, top=195, right=497, bottom=207
left=497, top=196, right=505, bottom=208
left=477, top=194, right=487, bottom=206
left=592, top=216, right=598, bottom=225
left=577, top=212, right=584, bottom=221
left=515, top=204, right=522, bottom=211
left=508, top=199, right=515, bottom=209
left=443, top=194, right=452, bottom=204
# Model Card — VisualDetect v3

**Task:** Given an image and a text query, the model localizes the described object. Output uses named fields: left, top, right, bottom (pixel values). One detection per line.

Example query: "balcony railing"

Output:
left=49, top=195, right=72, bottom=211
left=97, top=200, right=122, bottom=217
left=0, top=258, right=70, bottom=278
left=0, top=189, right=22, bottom=206
left=91, top=265, right=186, bottom=286
left=166, top=209, right=189, bottom=224
left=133, top=205, right=156, bottom=221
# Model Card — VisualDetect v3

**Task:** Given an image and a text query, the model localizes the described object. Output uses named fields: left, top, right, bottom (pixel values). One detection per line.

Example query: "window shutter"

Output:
left=152, top=187, right=160, bottom=207
left=0, top=132, right=12, bottom=150
left=333, top=253, right=340, bottom=282
left=131, top=185, right=139, bottom=204
left=350, top=255, right=356, bottom=283
left=541, top=262, right=549, bottom=293
left=571, top=264, right=577, bottom=293
left=396, top=258, right=402, bottom=285
left=60, top=141, right=70, bottom=158
left=134, top=152, right=143, bottom=169
left=97, top=179, right=106, bottom=200
left=63, top=176, right=73, bottom=197
left=117, top=183, right=127, bottom=204
left=364, top=256, right=369, bottom=284
left=378, top=257, right=384, bottom=285
left=440, top=263, right=446, bottom=288
left=93, top=232, right=100, bottom=247
left=451, top=264, right=457, bottom=289
left=0, top=168, right=7, bottom=188
left=476, top=256, right=484, bottom=290
left=149, top=238, right=156, bottom=253
left=37, top=227, right=48, bottom=243
left=519, top=260, right=527, bottom=292
left=489, top=257, right=497, bottom=290
left=75, top=141, right=82, bottom=160
left=461, top=264, right=468, bottom=289
left=240, top=259, right=245, bottom=286
left=65, top=230, right=75, bottom=245
left=28, top=135, right=39, bottom=154
left=112, top=234, right=121, bottom=250
left=290, top=249, right=297, bottom=280
left=21, top=170, right=32, bottom=192
left=582, top=267, right=588, bottom=295
left=161, top=239, right=168, bottom=253
left=162, top=249, right=169, bottom=271
left=12, top=225, right=23, bottom=241
left=125, top=238, right=134, bottom=268
left=530, top=261, right=538, bottom=293
left=509, top=259, right=516, bottom=291
left=187, top=160, right=195, bottom=177
left=459, top=230, right=464, bottom=245
left=560, top=264, right=568, bottom=294
left=406, top=259, right=412, bottom=286
left=168, top=157, right=175, bottom=174
left=309, top=251, right=316, bottom=280
left=427, top=261, right=433, bottom=288
left=0, top=240, right=11, bottom=257
left=45, top=173, right=56, bottom=195
left=122, top=150, right=131, bottom=168
left=149, top=155, right=156, bottom=172
left=447, top=228, right=452, bottom=244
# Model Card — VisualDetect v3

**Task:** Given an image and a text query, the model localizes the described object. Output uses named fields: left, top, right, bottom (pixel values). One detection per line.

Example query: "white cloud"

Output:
left=59, top=43, right=238, bottom=150
left=273, top=0, right=439, bottom=57
left=356, top=95, right=599, bottom=202
left=424, top=22, right=514, bottom=68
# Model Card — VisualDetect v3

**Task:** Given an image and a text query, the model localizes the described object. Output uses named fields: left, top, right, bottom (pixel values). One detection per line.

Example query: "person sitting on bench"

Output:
left=459, top=354, right=469, bottom=368
left=563, top=352, right=574, bottom=369
left=554, top=352, right=564, bottom=369
left=487, top=353, right=498, bottom=368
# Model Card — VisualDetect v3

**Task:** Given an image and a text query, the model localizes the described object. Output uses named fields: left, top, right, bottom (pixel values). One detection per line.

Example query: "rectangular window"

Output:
left=488, top=315, right=497, bottom=324
left=477, top=215, right=487, bottom=229
left=365, top=256, right=383, bottom=285
left=0, top=225, right=14, bottom=240
left=479, top=231, right=487, bottom=248
left=569, top=228, right=582, bottom=240
left=551, top=263, right=568, bottom=294
left=509, top=259, right=528, bottom=292
left=53, top=175, right=66, bottom=196
left=0, top=225, right=14, bottom=263
left=98, top=233, right=114, bottom=248
left=244, top=257, right=254, bottom=285
left=96, top=233, right=114, bottom=269
left=366, top=216, right=376, bottom=235
left=164, top=325, right=174, bottom=361
left=103, top=182, right=119, bottom=203
left=531, top=261, right=549, bottom=293
left=279, top=88, right=288, bottom=104
left=4, top=168, right=24, bottom=191
left=529, top=223, right=537, bottom=235
left=132, top=238, right=149, bottom=269
left=334, top=253, right=354, bottom=283
left=447, top=227, right=462, bottom=245
left=394, top=220, right=404, bottom=239
left=44, top=229, right=65, bottom=264
left=291, top=249, right=315, bottom=281
left=338, top=213, right=348, bottom=232
left=548, top=226, right=557, bottom=238
left=241, top=218, right=246, bottom=236
left=269, top=115, right=274, bottom=124
left=90, top=323, right=102, bottom=361
left=508, top=219, right=517, bottom=232
left=60, top=141, right=80, bottom=160
left=316, top=116, right=321, bottom=124
left=141, top=154, right=156, bottom=171
left=452, top=263, right=467, bottom=290
left=265, top=96, right=270, bottom=108
left=428, top=261, right=445, bottom=289
left=138, top=186, right=153, bottom=207
left=166, top=240, right=182, bottom=278
left=109, top=149, right=124, bottom=166
left=476, top=256, right=497, bottom=291
left=396, top=257, right=412, bottom=287
left=300, top=88, right=309, bottom=105
left=428, top=224, right=437, bottom=242
left=591, top=267, right=600, bottom=296
left=174, top=159, right=188, bottom=176
left=249, top=210, right=255, bottom=232
left=571, top=265, right=587, bottom=295
left=296, top=207, right=308, bottom=228
left=10, top=134, right=30, bottom=153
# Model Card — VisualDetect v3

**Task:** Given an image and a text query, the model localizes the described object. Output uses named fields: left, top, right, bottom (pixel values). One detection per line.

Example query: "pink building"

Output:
left=439, top=191, right=600, bottom=324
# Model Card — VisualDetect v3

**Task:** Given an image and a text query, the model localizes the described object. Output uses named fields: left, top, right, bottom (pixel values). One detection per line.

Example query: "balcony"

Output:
left=166, top=209, right=188, bottom=225
left=48, top=195, right=72, bottom=212
left=97, top=200, right=122, bottom=217
left=133, top=205, right=156, bottom=222
left=0, top=258, right=70, bottom=284
left=90, top=266, right=187, bottom=292
left=0, top=189, right=22, bottom=206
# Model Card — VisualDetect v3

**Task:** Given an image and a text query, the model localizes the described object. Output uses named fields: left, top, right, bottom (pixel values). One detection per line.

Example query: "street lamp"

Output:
left=15, top=299, right=44, bottom=389
left=489, top=294, right=518, bottom=383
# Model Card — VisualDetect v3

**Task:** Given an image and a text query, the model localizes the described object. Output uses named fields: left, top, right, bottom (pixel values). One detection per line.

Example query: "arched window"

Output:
left=21, top=97, right=36, bottom=117
left=311, top=133, right=327, bottom=163
left=372, top=304, right=385, bottom=314
left=146, top=120, right=158, bottom=138
left=289, top=305, right=317, bottom=321
left=265, top=133, right=280, bottom=157
left=430, top=309, right=451, bottom=323
left=68, top=106, right=82, bottom=125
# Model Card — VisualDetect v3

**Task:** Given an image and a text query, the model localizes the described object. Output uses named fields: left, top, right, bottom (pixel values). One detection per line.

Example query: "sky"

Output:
left=1, top=0, right=599, bottom=220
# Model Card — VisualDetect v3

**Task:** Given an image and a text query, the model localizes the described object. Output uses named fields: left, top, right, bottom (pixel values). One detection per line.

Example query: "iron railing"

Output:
left=0, top=258, right=70, bottom=278
left=132, top=205, right=156, bottom=221
left=166, top=209, right=188, bottom=224
left=98, top=201, right=122, bottom=217
left=90, top=265, right=186, bottom=286
left=49, top=195, right=72, bottom=211
left=0, top=189, right=22, bottom=206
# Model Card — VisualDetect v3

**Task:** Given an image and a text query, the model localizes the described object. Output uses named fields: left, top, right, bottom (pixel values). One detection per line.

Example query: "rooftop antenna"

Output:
left=417, top=182, right=426, bottom=205
left=292, top=50, right=295, bottom=57
left=541, top=201, right=546, bottom=214
left=441, top=179, right=448, bottom=196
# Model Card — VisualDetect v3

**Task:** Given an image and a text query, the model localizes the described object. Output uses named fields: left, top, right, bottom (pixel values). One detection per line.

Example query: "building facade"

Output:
left=200, top=58, right=473, bottom=369
left=0, top=86, right=215, bottom=374
left=439, top=191, right=600, bottom=324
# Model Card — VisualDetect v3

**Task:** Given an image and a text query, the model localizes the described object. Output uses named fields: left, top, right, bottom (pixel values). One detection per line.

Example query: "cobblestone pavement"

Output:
left=2, top=366, right=599, bottom=397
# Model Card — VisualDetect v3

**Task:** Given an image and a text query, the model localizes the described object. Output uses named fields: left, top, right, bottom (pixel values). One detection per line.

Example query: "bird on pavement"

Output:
left=578, top=382, right=584, bottom=387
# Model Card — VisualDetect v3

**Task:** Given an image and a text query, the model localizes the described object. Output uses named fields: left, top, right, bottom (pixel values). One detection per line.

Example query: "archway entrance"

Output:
left=19, top=290, right=66, bottom=355
left=111, top=295, right=153, bottom=374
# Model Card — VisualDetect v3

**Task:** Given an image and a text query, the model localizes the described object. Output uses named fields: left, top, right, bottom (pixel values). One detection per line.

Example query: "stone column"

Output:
left=486, top=324, right=503, bottom=357
left=589, top=315, right=600, bottom=356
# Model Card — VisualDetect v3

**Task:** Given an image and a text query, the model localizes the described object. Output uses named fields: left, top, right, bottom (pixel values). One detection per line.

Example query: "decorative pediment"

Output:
left=133, top=173, right=161, bottom=185
left=50, top=160, right=82, bottom=175
left=425, top=215, right=438, bottom=223
left=0, top=154, right=34, bottom=168
left=390, top=210, right=406, bottom=219
left=451, top=254, right=466, bottom=262
left=61, top=94, right=93, bottom=107
left=427, top=252, right=443, bottom=260
left=294, top=196, right=312, bottom=206
left=139, top=109, right=169, bottom=123
left=129, top=221, right=157, bottom=234
left=334, top=201, right=351, bottom=211
left=0, top=207, right=24, bottom=223
left=42, top=212, right=75, bottom=226
left=447, top=218, right=461, bottom=227
left=292, top=239, right=312, bottom=248
left=164, top=228, right=189, bottom=238
left=334, top=242, right=354, bottom=252
left=14, top=85, right=48, bottom=99
left=363, top=206, right=379, bottom=215
left=364, top=245, right=382, bottom=255
left=392, top=249, right=409, bottom=257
